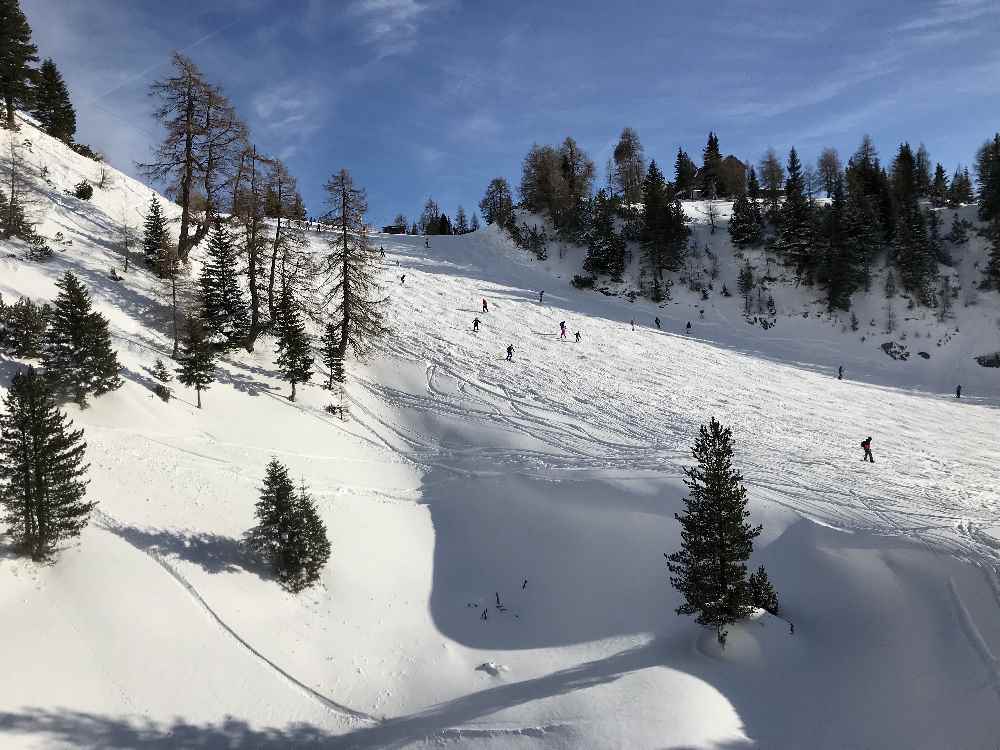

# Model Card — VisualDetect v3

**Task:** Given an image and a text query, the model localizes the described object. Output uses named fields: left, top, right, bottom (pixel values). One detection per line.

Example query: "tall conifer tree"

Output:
left=31, top=58, right=75, bottom=142
left=274, top=284, right=313, bottom=401
left=199, top=220, right=249, bottom=348
left=177, top=316, right=216, bottom=408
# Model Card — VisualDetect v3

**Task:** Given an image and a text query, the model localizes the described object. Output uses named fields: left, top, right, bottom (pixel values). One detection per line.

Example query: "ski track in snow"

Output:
left=93, top=510, right=379, bottom=725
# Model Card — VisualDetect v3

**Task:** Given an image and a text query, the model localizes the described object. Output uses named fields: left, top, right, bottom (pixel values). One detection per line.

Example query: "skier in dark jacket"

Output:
left=956, top=384, right=962, bottom=399
left=400, top=274, right=406, bottom=285
left=506, top=344, right=514, bottom=361
left=559, top=321, right=567, bottom=339
left=473, top=317, right=480, bottom=332
left=685, top=321, right=692, bottom=334
left=574, top=331, right=581, bottom=343
left=539, top=290, right=544, bottom=303
left=838, top=365, right=843, bottom=380
left=654, top=316, right=661, bottom=329
left=482, top=298, right=489, bottom=313
left=861, top=436, right=874, bottom=463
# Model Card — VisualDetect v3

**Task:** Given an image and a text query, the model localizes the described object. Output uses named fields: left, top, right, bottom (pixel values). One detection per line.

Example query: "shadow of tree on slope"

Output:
left=101, top=522, right=265, bottom=577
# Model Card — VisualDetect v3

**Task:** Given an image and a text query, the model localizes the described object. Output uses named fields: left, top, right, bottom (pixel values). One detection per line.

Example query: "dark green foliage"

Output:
left=640, top=160, right=689, bottom=292
left=177, top=316, right=216, bottom=408
left=274, top=285, right=313, bottom=401
left=975, top=134, right=1000, bottom=223
left=737, top=263, right=754, bottom=314
left=1, top=185, right=29, bottom=240
left=142, top=196, right=169, bottom=269
left=31, top=58, right=75, bottom=142
left=666, top=417, right=763, bottom=645
left=199, top=220, right=248, bottom=349
left=728, top=193, right=762, bottom=247
left=0, top=367, right=94, bottom=561
left=926, top=209, right=950, bottom=265
left=674, top=148, right=697, bottom=197
left=583, top=190, right=626, bottom=281
left=41, top=272, right=122, bottom=404
left=985, top=221, right=1000, bottom=289
left=700, top=132, right=723, bottom=197
left=930, top=163, right=949, bottom=207
left=891, top=144, right=936, bottom=302
left=70, top=142, right=101, bottom=161
left=948, top=167, right=973, bottom=206
left=479, top=177, right=514, bottom=228
left=244, top=459, right=332, bottom=593
left=319, top=319, right=343, bottom=389
left=0, top=295, right=49, bottom=356
left=774, top=148, right=815, bottom=280
left=0, top=0, right=39, bottom=129
left=748, top=565, right=779, bottom=614
left=151, top=358, right=172, bottom=402
left=947, top=214, right=970, bottom=244
left=73, top=180, right=93, bottom=200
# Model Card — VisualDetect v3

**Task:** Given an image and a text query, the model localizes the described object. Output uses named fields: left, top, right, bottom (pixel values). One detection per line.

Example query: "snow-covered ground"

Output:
left=2, top=117, right=1000, bottom=749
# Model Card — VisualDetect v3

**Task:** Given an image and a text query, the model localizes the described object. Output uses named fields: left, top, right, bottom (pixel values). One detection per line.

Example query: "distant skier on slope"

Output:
left=380, top=245, right=385, bottom=258
left=400, top=274, right=406, bottom=285
left=574, top=331, right=581, bottom=343
left=425, top=239, right=430, bottom=249
left=630, top=319, right=635, bottom=331
left=539, top=290, right=544, bottom=303
left=506, top=344, right=514, bottom=362
left=956, top=384, right=962, bottom=399
left=838, top=365, right=843, bottom=380
left=482, top=299, right=489, bottom=313
left=654, top=316, right=661, bottom=329
left=685, top=321, right=692, bottom=334
left=473, top=317, right=480, bottom=332
left=559, top=321, right=567, bottom=339
left=861, top=436, right=875, bottom=463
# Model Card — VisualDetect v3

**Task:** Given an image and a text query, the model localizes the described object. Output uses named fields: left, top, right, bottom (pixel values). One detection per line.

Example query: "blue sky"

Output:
left=21, top=0, right=1000, bottom=225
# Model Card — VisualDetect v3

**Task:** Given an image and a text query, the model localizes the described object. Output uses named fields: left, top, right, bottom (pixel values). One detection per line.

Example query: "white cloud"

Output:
left=348, top=0, right=445, bottom=58
left=899, top=0, right=996, bottom=31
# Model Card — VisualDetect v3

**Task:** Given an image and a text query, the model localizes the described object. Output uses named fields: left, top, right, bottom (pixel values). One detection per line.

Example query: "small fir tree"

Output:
left=244, top=459, right=332, bottom=592
left=274, top=285, right=313, bottom=401
left=41, top=272, right=122, bottom=404
left=319, top=319, right=344, bottom=388
left=0, top=296, right=48, bottom=357
left=666, top=417, right=763, bottom=646
left=0, top=367, right=94, bottom=561
left=748, top=566, right=779, bottom=614
left=32, top=58, right=76, bottom=142
left=729, top=193, right=762, bottom=247
left=199, top=220, right=249, bottom=348
left=142, top=196, right=169, bottom=269
left=737, top=263, right=754, bottom=314
left=176, top=316, right=216, bottom=408
left=0, top=0, right=39, bottom=130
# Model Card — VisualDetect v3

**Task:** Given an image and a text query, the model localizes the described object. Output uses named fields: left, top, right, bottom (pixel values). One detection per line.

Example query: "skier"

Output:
left=473, top=317, right=480, bottom=332
left=425, top=239, right=430, bottom=249
left=574, top=331, right=581, bottom=343
left=630, top=318, right=635, bottom=331
left=522, top=578, right=528, bottom=589
left=838, top=365, right=843, bottom=380
left=481, top=609, right=487, bottom=621
left=539, top=290, right=544, bottom=303
left=956, top=384, right=962, bottom=399
left=380, top=245, right=385, bottom=258
left=495, top=592, right=501, bottom=607
left=559, top=321, right=567, bottom=339
left=685, top=321, right=692, bottom=334
left=482, top=298, right=489, bottom=313
left=506, top=344, right=514, bottom=362
left=861, top=436, right=875, bottom=463
left=654, top=316, right=661, bottom=330
left=400, top=274, right=406, bottom=285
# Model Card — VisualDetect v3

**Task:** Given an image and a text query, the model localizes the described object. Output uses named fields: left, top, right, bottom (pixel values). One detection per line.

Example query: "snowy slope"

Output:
left=2, top=116, right=1000, bottom=749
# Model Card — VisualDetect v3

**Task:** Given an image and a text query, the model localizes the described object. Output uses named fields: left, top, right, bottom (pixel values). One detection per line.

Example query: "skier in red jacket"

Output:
left=861, top=436, right=874, bottom=463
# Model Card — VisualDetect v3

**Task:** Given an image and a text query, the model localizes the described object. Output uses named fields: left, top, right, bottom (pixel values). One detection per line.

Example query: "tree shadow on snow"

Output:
left=100, top=522, right=266, bottom=578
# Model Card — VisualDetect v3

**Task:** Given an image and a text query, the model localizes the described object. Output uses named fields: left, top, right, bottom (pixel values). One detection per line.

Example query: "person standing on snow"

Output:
left=574, top=331, right=581, bottom=343
left=482, top=299, right=489, bottom=313
left=861, top=436, right=875, bottom=463
left=400, top=274, right=406, bottom=285
left=473, top=317, right=481, bottom=332
left=956, top=384, right=962, bottom=399
left=685, top=321, right=691, bottom=334
left=425, top=239, right=430, bottom=249
left=506, top=344, right=514, bottom=362
left=838, top=365, right=843, bottom=380
left=630, top=319, right=635, bottom=331
left=654, top=317, right=661, bottom=330
left=559, top=321, right=567, bottom=339
left=539, top=290, right=545, bottom=303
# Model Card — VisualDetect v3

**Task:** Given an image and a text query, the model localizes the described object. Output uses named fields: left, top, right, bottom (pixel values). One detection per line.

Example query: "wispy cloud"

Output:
left=348, top=0, right=445, bottom=58
left=251, top=82, right=326, bottom=159
left=898, top=0, right=996, bottom=31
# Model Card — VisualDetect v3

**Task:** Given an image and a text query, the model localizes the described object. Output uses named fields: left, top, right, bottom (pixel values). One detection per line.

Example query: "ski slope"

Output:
left=3, top=117, right=1000, bottom=749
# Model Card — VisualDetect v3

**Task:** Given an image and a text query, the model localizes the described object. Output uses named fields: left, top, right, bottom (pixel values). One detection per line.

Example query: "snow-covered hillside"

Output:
left=3, top=117, right=1000, bottom=749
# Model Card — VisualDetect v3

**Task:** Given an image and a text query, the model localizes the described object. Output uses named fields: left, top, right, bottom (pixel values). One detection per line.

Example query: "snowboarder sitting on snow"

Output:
left=559, top=321, right=567, bottom=339
left=473, top=317, right=481, bottom=332
left=861, top=436, right=874, bottom=463
left=574, top=331, right=581, bottom=343
left=482, top=299, right=489, bottom=313
left=506, top=344, right=514, bottom=362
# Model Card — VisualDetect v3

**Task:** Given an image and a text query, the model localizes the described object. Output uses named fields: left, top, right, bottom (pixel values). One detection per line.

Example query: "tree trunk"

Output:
left=196, top=386, right=202, bottom=409
left=244, top=146, right=262, bottom=352
left=177, top=78, right=196, bottom=261
left=267, top=182, right=284, bottom=322
left=171, top=277, right=179, bottom=358
left=290, top=380, right=296, bottom=401
left=338, top=183, right=350, bottom=362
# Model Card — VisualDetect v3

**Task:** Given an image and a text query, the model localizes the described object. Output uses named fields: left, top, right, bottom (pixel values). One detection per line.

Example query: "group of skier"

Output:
left=472, top=293, right=582, bottom=362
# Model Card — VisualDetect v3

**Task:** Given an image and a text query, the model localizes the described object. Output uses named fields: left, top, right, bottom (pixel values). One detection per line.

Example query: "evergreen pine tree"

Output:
left=142, top=196, right=169, bottom=268
left=666, top=417, right=763, bottom=646
left=41, top=272, right=122, bottom=404
left=177, top=316, right=216, bottom=408
left=152, top=358, right=172, bottom=382
left=774, top=148, right=815, bottom=280
left=975, top=134, right=1000, bottom=223
left=31, top=58, right=75, bottom=142
left=641, top=160, right=667, bottom=280
left=930, top=163, right=949, bottom=207
left=926, top=208, right=949, bottom=265
left=454, top=206, right=468, bottom=234
left=0, top=295, right=48, bottom=357
left=737, top=263, right=754, bottom=314
left=728, top=193, right=762, bottom=247
left=583, top=190, right=624, bottom=280
left=748, top=565, right=779, bottom=614
left=674, top=148, right=697, bottom=197
left=470, top=213, right=480, bottom=232
left=245, top=459, right=331, bottom=592
left=985, top=221, right=1000, bottom=289
left=947, top=213, right=969, bottom=244
left=0, top=0, right=39, bottom=130
left=274, top=284, right=313, bottom=401
left=0, top=366, right=94, bottom=561
left=700, top=132, right=723, bottom=197
left=199, top=220, right=249, bottom=349
left=319, top=319, right=343, bottom=389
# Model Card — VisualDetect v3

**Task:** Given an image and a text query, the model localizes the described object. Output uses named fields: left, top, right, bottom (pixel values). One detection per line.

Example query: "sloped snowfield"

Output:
left=2, top=119, right=1000, bottom=749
